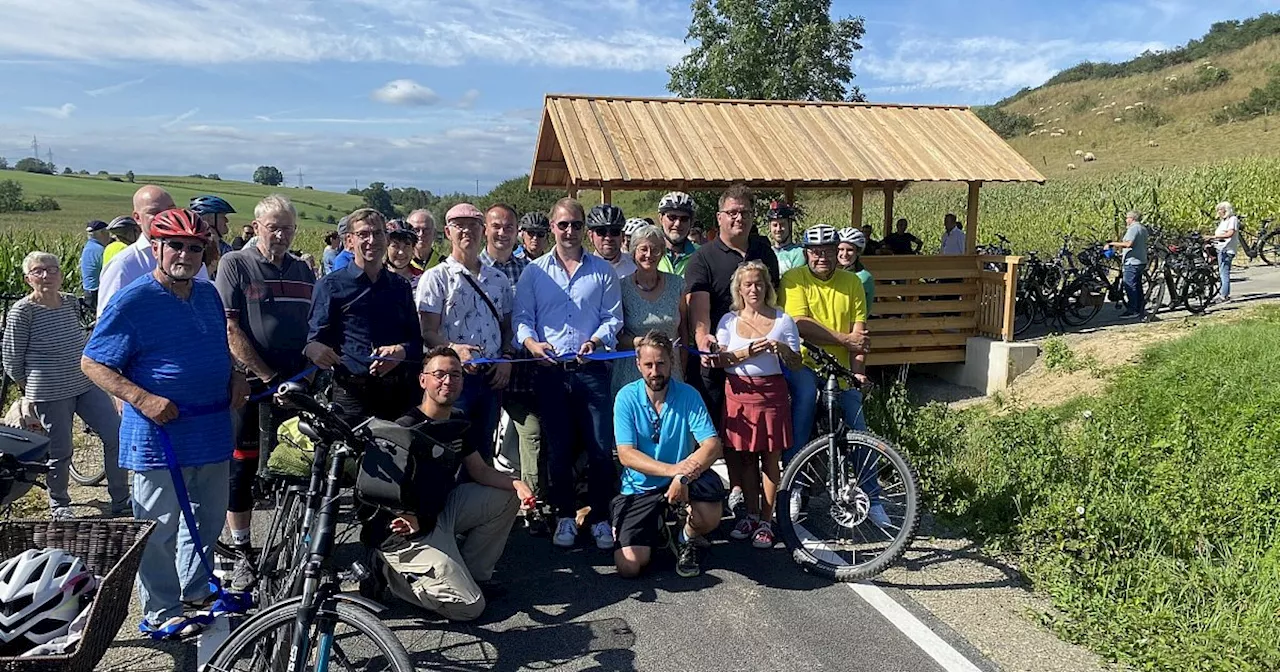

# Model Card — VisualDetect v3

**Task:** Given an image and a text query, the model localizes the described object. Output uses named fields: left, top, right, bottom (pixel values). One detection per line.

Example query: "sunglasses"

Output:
left=522, top=230, right=548, bottom=238
left=650, top=414, right=662, bottom=444
left=591, top=226, right=623, bottom=237
left=554, top=220, right=585, bottom=232
left=163, top=240, right=206, bottom=254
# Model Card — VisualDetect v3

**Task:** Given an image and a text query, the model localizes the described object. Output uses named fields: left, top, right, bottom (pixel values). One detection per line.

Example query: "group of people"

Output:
left=3, top=181, right=883, bottom=636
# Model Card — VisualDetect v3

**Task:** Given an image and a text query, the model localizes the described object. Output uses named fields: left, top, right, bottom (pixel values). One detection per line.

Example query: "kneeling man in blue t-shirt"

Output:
left=612, top=331, right=725, bottom=579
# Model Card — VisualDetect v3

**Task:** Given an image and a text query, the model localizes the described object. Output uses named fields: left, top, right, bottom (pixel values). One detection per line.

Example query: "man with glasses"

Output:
left=612, top=331, right=724, bottom=579
left=513, top=198, right=623, bottom=550
left=406, top=209, right=443, bottom=275
left=368, top=346, right=533, bottom=622
left=305, top=209, right=422, bottom=424
left=587, top=204, right=636, bottom=278
left=516, top=212, right=550, bottom=260
left=686, top=184, right=779, bottom=522
left=98, top=186, right=209, bottom=317
left=656, top=192, right=699, bottom=277
left=417, top=203, right=514, bottom=462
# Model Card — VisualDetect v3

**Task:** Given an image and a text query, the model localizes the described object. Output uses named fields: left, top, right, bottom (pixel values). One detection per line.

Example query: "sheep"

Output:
left=1034, top=121, right=1045, bottom=127
left=1134, top=102, right=1145, bottom=107
left=1114, top=117, right=1123, bottom=122
left=1078, top=130, right=1083, bottom=136
left=1067, top=163, right=1077, bottom=170
left=1147, top=140, right=1159, bottom=147
left=1124, top=105, right=1135, bottom=111
left=1083, top=152, right=1096, bottom=162
left=1056, top=128, right=1066, bottom=134
left=1096, top=110, right=1106, bottom=115
left=1049, top=132, right=1063, bottom=137
left=1074, top=149, right=1085, bottom=157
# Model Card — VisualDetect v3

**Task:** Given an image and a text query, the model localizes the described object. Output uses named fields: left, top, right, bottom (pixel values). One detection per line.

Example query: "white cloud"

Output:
left=85, top=77, right=146, bottom=97
left=0, top=0, right=687, bottom=72
left=25, top=103, right=75, bottom=119
left=162, top=108, right=199, bottom=128
left=456, top=89, right=480, bottom=110
left=371, top=79, right=439, bottom=106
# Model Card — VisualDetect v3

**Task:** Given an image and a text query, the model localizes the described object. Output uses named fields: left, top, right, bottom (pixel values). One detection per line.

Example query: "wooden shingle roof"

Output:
left=529, top=94, right=1045, bottom=191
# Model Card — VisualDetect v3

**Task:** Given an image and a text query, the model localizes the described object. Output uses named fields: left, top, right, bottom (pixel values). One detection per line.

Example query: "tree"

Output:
left=0, top=157, right=7, bottom=170
left=125, top=170, right=135, bottom=183
left=208, top=173, right=221, bottom=181
left=483, top=175, right=562, bottom=217
left=253, top=165, right=284, bottom=186
left=0, top=180, right=23, bottom=212
left=668, top=0, right=866, bottom=102
left=62, top=167, right=72, bottom=175
left=96, top=170, right=109, bottom=176
left=14, top=158, right=52, bottom=174
left=357, top=182, right=398, bottom=219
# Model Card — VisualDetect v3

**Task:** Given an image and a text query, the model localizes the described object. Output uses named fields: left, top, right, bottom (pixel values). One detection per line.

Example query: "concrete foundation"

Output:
left=928, top=337, right=1040, bottom=395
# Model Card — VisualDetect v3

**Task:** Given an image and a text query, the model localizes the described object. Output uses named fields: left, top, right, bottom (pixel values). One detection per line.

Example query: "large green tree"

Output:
left=668, top=0, right=867, bottom=102
left=253, top=165, right=284, bottom=186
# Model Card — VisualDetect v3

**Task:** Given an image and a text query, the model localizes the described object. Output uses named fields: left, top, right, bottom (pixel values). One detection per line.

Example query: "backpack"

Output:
left=354, top=417, right=470, bottom=515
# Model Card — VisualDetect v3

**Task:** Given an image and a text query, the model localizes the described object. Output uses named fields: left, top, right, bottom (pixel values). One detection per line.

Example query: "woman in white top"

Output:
left=713, top=260, right=801, bottom=549
left=1211, top=201, right=1240, bottom=301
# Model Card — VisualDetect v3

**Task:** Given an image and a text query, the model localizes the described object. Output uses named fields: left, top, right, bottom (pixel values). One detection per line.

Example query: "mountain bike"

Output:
left=205, top=382, right=412, bottom=672
left=776, top=345, right=920, bottom=582
left=1012, top=252, right=1068, bottom=336
left=1145, top=232, right=1219, bottom=316
left=1234, top=216, right=1279, bottom=265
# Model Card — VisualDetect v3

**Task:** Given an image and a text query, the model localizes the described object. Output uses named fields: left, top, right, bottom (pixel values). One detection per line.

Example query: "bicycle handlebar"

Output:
left=273, top=382, right=366, bottom=448
left=800, top=341, right=861, bottom=388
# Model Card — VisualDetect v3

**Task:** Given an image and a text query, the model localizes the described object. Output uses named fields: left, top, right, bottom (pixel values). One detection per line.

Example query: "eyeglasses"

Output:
left=663, top=213, right=691, bottom=224
left=424, top=370, right=464, bottom=383
left=592, top=226, right=623, bottom=237
left=351, top=229, right=387, bottom=241
left=554, top=220, right=585, bottom=232
left=718, top=209, right=752, bottom=220
left=163, top=240, right=206, bottom=254
left=25, top=267, right=59, bottom=277
left=448, top=220, right=483, bottom=231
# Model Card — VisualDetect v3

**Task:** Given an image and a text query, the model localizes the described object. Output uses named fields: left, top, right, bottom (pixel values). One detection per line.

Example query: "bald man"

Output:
left=98, top=185, right=210, bottom=316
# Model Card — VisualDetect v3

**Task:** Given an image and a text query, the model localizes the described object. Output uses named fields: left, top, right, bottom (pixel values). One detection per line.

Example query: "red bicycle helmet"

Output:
left=149, top=208, right=211, bottom=240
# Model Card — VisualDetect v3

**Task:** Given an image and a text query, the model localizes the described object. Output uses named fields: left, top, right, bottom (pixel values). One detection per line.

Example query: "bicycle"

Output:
left=1145, top=231, right=1219, bottom=316
left=776, top=345, right=920, bottom=582
left=1233, top=215, right=1279, bottom=265
left=205, top=382, right=413, bottom=672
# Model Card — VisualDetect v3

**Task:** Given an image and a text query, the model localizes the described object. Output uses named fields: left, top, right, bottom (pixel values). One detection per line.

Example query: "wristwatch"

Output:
left=677, top=474, right=691, bottom=486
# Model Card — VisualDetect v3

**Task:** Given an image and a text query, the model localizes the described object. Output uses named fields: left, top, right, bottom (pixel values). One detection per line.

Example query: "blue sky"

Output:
left=0, top=0, right=1272, bottom=193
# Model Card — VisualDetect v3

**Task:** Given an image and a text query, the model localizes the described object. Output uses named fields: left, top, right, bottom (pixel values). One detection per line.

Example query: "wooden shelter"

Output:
left=528, top=94, right=1045, bottom=365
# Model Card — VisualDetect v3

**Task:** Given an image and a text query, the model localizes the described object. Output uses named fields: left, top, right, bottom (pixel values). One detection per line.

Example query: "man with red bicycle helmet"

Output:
left=97, top=186, right=210, bottom=318
left=83, top=206, right=248, bottom=639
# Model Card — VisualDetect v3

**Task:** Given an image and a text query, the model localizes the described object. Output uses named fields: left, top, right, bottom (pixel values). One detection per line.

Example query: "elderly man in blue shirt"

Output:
left=513, top=197, right=623, bottom=550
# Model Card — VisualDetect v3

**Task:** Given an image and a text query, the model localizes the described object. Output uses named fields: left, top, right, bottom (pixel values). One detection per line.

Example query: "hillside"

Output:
left=998, top=35, right=1280, bottom=180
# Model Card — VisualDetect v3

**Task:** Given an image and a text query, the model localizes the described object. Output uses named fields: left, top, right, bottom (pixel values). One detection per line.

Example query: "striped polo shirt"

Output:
left=214, top=244, right=316, bottom=378
left=1, top=294, right=94, bottom=402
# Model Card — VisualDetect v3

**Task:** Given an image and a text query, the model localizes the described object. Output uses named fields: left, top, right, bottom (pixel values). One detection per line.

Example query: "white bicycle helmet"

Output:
left=838, top=227, right=867, bottom=251
left=623, top=218, right=648, bottom=238
left=657, top=192, right=695, bottom=216
left=0, top=548, right=97, bottom=646
left=801, top=224, right=840, bottom=247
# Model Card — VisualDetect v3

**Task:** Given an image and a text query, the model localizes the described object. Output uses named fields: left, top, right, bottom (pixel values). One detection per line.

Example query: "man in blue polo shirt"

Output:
left=612, top=331, right=724, bottom=578
left=82, top=207, right=248, bottom=639
left=79, top=220, right=109, bottom=312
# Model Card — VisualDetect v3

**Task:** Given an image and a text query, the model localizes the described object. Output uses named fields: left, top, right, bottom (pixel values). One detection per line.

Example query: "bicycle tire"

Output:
left=1058, top=279, right=1103, bottom=327
left=204, top=599, right=413, bottom=672
left=69, top=459, right=106, bottom=486
left=1183, top=268, right=1215, bottom=315
left=257, top=487, right=308, bottom=606
left=1259, top=234, right=1280, bottom=266
left=776, top=430, right=920, bottom=582
left=1013, top=295, right=1034, bottom=337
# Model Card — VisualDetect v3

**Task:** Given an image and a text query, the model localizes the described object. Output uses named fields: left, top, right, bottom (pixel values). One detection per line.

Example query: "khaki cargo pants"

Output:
left=378, top=483, right=519, bottom=621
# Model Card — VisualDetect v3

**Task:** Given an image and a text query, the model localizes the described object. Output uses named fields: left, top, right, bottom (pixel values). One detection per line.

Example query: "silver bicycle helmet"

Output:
left=623, top=218, right=648, bottom=238
left=657, top=191, right=695, bottom=216
left=0, top=548, right=96, bottom=646
left=107, top=216, right=137, bottom=231
left=801, top=224, right=840, bottom=247
left=838, top=227, right=867, bottom=251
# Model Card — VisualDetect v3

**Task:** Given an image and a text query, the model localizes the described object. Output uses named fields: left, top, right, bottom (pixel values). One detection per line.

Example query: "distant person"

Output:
left=98, top=186, right=209, bottom=317
left=860, top=224, right=883, bottom=256
left=588, top=204, right=637, bottom=278
left=385, top=219, right=419, bottom=288
left=1105, top=210, right=1149, bottom=319
left=656, top=192, right=700, bottom=276
left=230, top=224, right=254, bottom=251
left=406, top=209, right=443, bottom=274
left=330, top=216, right=355, bottom=272
left=320, top=231, right=341, bottom=275
left=940, top=214, right=966, bottom=255
left=79, top=220, right=110, bottom=312
left=190, top=195, right=237, bottom=278
left=516, top=212, right=550, bottom=260
left=883, top=218, right=922, bottom=255
left=102, top=216, right=140, bottom=270
left=766, top=200, right=805, bottom=275
left=612, top=331, right=724, bottom=578
left=1211, top=201, right=1240, bottom=303
left=688, top=223, right=707, bottom=247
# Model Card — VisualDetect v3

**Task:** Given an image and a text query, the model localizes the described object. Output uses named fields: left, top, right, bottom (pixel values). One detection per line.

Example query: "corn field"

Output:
left=0, top=232, right=90, bottom=296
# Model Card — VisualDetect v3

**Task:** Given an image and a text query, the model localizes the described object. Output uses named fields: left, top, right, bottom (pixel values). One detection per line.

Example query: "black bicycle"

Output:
left=1234, top=216, right=1279, bottom=265
left=776, top=345, right=920, bottom=582
left=205, top=382, right=412, bottom=672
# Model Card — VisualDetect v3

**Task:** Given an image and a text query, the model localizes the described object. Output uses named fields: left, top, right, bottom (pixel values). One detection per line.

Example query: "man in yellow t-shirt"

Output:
left=101, top=216, right=141, bottom=274
left=780, top=223, right=886, bottom=526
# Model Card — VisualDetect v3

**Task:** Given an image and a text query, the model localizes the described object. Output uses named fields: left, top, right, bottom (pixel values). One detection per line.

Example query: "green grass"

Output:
left=867, top=306, right=1280, bottom=671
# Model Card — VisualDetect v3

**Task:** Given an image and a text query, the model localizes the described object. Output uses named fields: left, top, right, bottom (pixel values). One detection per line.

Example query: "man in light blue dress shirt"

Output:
left=513, top=197, right=623, bottom=551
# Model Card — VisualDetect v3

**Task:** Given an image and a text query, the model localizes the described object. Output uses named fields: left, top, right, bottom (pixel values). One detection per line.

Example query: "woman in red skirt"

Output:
left=714, top=261, right=802, bottom=548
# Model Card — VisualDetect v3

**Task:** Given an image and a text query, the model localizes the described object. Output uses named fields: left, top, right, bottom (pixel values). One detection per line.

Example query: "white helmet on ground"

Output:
left=0, top=548, right=97, bottom=646
left=838, top=227, right=867, bottom=251
left=801, top=224, right=840, bottom=247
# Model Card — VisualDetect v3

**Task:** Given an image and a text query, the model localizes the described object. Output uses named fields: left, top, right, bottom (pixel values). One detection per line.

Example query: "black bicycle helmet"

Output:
left=518, top=212, right=550, bottom=233
left=587, top=204, right=625, bottom=230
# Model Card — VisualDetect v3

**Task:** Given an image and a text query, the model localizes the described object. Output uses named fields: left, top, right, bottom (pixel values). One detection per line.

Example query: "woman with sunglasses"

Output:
left=713, top=260, right=801, bottom=549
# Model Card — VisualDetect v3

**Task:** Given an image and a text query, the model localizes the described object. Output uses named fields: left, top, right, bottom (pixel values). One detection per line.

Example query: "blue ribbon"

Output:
left=246, top=365, right=320, bottom=403
left=368, top=344, right=720, bottom=368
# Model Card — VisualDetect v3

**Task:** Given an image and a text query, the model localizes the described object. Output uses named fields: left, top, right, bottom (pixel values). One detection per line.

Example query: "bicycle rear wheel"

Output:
left=1183, top=268, right=1216, bottom=314
left=777, top=430, right=920, bottom=582
left=1258, top=234, right=1280, bottom=266
left=256, top=486, right=308, bottom=606
left=204, top=599, right=412, bottom=672
left=1059, top=278, right=1104, bottom=327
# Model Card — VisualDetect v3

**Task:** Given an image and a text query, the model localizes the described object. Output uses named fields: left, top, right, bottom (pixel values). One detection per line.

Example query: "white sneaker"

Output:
left=591, top=521, right=614, bottom=550
left=867, top=503, right=891, bottom=529
left=552, top=517, right=579, bottom=548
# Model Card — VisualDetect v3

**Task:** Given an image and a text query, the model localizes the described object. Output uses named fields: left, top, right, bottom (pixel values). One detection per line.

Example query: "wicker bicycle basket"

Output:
left=0, top=519, right=155, bottom=672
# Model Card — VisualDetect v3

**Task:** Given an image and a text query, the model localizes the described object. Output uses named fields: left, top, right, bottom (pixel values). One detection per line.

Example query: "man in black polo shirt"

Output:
left=685, top=183, right=780, bottom=521
left=305, top=208, right=422, bottom=423
left=214, top=194, right=316, bottom=591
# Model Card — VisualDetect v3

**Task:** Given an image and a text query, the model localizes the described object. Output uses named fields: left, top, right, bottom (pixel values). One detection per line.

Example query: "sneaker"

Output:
left=675, top=541, right=703, bottom=578
left=751, top=521, right=775, bottom=549
left=109, top=500, right=133, bottom=518
left=552, top=517, right=578, bottom=548
left=50, top=507, right=74, bottom=521
left=729, top=517, right=758, bottom=540
left=727, top=488, right=746, bottom=520
left=525, top=512, right=549, bottom=537
left=591, top=521, right=615, bottom=550
left=867, top=503, right=891, bottom=529
left=228, top=553, right=256, bottom=593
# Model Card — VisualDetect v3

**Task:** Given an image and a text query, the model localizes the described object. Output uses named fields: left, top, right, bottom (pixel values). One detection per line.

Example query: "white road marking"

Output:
left=849, top=583, right=984, bottom=672
left=196, top=562, right=233, bottom=670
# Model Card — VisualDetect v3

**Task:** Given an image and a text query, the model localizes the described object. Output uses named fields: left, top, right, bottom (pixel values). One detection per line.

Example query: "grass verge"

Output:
left=868, top=305, right=1280, bottom=671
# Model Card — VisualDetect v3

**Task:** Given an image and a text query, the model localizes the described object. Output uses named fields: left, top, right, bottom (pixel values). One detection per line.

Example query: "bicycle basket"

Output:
left=269, top=417, right=357, bottom=484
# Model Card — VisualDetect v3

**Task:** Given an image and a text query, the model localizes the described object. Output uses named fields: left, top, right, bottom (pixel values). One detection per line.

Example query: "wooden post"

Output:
left=883, top=183, right=895, bottom=239
left=601, top=187, right=612, bottom=205
left=784, top=185, right=795, bottom=205
left=965, top=181, right=981, bottom=255
left=851, top=184, right=863, bottom=228
left=1001, top=257, right=1020, bottom=341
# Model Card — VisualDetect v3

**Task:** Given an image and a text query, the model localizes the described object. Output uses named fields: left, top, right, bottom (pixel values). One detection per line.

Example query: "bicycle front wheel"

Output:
left=204, top=599, right=413, bottom=672
left=1259, top=234, right=1280, bottom=266
left=777, top=430, right=920, bottom=582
